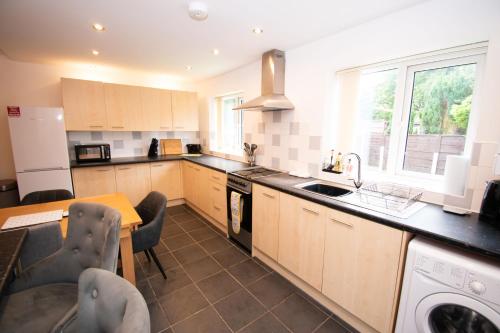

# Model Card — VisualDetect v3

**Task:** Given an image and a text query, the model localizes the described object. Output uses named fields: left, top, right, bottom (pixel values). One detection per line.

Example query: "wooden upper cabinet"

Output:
left=253, top=184, right=280, bottom=260
left=61, top=78, right=107, bottom=131
left=104, top=83, right=143, bottom=131
left=322, top=209, right=404, bottom=333
left=172, top=91, right=198, bottom=131
left=141, top=87, right=173, bottom=131
left=278, top=193, right=326, bottom=290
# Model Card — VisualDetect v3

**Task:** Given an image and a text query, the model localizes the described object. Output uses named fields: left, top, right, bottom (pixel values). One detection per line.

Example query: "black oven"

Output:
left=75, top=144, right=111, bottom=163
left=226, top=178, right=253, bottom=252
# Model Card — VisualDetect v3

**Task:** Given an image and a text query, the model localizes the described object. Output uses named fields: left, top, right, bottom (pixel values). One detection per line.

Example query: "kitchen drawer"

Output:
left=208, top=169, right=226, bottom=185
left=210, top=181, right=226, bottom=226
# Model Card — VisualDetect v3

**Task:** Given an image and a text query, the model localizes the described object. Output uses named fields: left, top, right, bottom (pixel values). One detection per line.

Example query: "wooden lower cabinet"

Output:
left=322, top=209, right=404, bottom=333
left=114, top=164, right=151, bottom=206
left=252, top=184, right=280, bottom=261
left=278, top=193, right=326, bottom=290
left=150, top=161, right=183, bottom=200
left=72, top=166, right=116, bottom=198
left=182, top=161, right=208, bottom=211
left=209, top=180, right=226, bottom=227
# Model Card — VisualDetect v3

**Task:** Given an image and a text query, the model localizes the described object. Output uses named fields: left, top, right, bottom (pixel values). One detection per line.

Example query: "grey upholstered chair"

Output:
left=20, top=189, right=74, bottom=205
left=61, top=268, right=150, bottom=333
left=132, top=191, right=167, bottom=279
left=19, top=221, right=64, bottom=269
left=0, top=202, right=121, bottom=333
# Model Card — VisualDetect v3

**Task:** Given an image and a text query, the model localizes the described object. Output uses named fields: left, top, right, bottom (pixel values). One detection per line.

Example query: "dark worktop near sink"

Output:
left=70, top=154, right=249, bottom=173
left=253, top=173, right=500, bottom=259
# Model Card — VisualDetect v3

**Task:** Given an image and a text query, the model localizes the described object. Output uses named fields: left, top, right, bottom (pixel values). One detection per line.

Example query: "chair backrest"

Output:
left=133, top=191, right=167, bottom=249
left=20, top=189, right=74, bottom=205
left=76, top=268, right=150, bottom=333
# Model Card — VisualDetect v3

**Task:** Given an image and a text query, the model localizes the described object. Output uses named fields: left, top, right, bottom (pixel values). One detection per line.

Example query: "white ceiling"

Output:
left=0, top=0, right=426, bottom=81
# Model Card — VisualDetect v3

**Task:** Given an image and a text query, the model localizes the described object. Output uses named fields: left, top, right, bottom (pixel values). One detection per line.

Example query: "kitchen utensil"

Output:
left=160, top=139, right=182, bottom=155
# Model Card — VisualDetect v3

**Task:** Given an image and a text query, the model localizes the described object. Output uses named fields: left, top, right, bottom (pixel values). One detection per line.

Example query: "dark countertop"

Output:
left=253, top=173, right=500, bottom=259
left=70, top=154, right=249, bottom=173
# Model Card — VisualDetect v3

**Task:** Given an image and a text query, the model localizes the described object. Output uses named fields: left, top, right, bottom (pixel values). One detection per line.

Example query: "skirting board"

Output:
left=167, top=198, right=185, bottom=207
left=184, top=200, right=228, bottom=234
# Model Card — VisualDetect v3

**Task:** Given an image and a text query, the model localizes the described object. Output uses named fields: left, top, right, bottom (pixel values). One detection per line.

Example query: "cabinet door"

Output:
left=115, top=164, right=152, bottom=206
left=322, top=209, right=403, bottom=333
left=253, top=184, right=280, bottom=260
left=72, top=166, right=116, bottom=198
left=61, top=78, right=107, bottom=131
left=172, top=91, right=198, bottom=131
left=209, top=180, right=226, bottom=227
left=278, top=194, right=326, bottom=290
left=141, top=87, right=173, bottom=131
left=192, top=164, right=209, bottom=212
left=104, top=83, right=143, bottom=130
left=150, top=161, right=183, bottom=200
left=182, top=161, right=194, bottom=203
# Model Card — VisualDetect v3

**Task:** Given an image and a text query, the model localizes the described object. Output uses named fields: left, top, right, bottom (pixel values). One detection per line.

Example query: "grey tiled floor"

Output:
left=135, top=205, right=356, bottom=333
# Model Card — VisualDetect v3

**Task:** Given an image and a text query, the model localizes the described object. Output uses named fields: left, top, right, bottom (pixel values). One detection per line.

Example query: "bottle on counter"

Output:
left=333, top=152, right=343, bottom=173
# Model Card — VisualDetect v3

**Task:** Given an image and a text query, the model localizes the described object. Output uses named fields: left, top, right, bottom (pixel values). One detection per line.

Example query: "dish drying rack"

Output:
left=357, top=182, right=423, bottom=212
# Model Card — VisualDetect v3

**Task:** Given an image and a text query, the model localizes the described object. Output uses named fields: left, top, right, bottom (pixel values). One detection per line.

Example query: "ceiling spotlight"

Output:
left=212, top=48, right=219, bottom=55
left=92, top=23, right=105, bottom=31
left=185, top=65, right=192, bottom=71
left=92, top=50, right=99, bottom=56
left=188, top=2, right=208, bottom=21
left=252, top=27, right=263, bottom=34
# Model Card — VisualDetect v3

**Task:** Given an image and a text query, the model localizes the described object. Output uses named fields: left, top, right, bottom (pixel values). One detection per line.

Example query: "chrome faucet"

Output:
left=343, top=153, right=363, bottom=189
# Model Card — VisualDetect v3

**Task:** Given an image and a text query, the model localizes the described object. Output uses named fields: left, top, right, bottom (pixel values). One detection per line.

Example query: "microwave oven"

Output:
left=75, top=144, right=111, bottom=162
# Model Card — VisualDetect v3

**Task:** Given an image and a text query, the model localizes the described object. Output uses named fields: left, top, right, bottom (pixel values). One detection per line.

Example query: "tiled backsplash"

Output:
left=67, top=131, right=200, bottom=160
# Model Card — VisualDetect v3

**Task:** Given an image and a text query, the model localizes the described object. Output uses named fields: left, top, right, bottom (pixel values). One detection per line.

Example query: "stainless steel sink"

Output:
left=294, top=180, right=352, bottom=197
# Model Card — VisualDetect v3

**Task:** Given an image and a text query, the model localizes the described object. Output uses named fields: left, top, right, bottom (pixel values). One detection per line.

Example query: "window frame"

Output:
left=210, top=92, right=244, bottom=156
left=354, top=45, right=486, bottom=187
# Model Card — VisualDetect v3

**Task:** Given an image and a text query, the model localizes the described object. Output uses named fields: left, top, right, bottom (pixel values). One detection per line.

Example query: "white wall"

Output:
left=196, top=0, right=500, bottom=208
left=0, top=55, right=194, bottom=179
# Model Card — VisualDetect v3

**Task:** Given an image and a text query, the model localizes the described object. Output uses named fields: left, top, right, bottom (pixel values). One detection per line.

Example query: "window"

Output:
left=351, top=46, right=485, bottom=185
left=210, top=93, right=244, bottom=154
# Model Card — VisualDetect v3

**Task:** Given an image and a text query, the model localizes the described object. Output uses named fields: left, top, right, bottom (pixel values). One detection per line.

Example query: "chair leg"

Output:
left=148, top=248, right=167, bottom=280
left=144, top=250, right=151, bottom=262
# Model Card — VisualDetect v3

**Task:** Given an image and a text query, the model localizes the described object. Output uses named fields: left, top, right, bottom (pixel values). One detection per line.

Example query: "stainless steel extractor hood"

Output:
left=233, top=49, right=294, bottom=111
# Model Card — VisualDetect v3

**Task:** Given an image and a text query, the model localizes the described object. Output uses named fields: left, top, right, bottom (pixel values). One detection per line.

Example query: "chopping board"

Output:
left=160, top=139, right=182, bottom=155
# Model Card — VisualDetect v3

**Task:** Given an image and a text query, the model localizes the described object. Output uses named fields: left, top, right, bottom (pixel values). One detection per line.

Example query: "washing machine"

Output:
left=396, top=237, right=500, bottom=333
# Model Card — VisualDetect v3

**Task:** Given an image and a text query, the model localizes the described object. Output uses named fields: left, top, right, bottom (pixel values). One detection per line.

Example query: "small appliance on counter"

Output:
left=148, top=138, right=159, bottom=158
left=75, top=144, right=111, bottom=163
left=479, top=180, right=500, bottom=226
left=186, top=144, right=202, bottom=154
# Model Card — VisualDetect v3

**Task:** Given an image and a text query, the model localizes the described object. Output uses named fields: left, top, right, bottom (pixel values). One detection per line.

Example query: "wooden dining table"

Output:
left=0, top=193, right=142, bottom=285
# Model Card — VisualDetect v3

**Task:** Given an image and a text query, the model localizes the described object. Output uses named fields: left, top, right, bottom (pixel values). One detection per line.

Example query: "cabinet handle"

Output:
left=212, top=186, right=220, bottom=192
left=151, top=164, right=163, bottom=167
left=175, top=126, right=184, bottom=129
left=89, top=125, right=104, bottom=128
left=213, top=205, right=221, bottom=211
left=329, top=218, right=353, bottom=228
left=117, top=167, right=131, bottom=170
left=111, top=126, right=125, bottom=129
left=263, top=193, right=275, bottom=199
left=96, top=169, right=111, bottom=172
left=212, top=176, right=220, bottom=180
left=302, top=207, right=319, bottom=215
left=160, top=126, right=170, bottom=129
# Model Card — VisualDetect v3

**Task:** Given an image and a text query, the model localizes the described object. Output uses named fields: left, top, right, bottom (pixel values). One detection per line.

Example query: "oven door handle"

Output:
left=226, top=184, right=251, bottom=195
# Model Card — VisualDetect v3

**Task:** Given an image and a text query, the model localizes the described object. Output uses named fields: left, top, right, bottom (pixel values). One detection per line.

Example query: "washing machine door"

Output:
left=415, top=293, right=500, bottom=333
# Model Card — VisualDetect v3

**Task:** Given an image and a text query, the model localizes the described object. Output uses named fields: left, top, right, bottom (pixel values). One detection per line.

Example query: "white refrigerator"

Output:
left=7, top=106, right=73, bottom=199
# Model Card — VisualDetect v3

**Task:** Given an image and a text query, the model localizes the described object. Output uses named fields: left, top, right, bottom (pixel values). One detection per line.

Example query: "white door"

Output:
left=8, top=107, right=70, bottom=171
left=16, top=169, right=73, bottom=200
left=415, top=293, right=500, bottom=333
